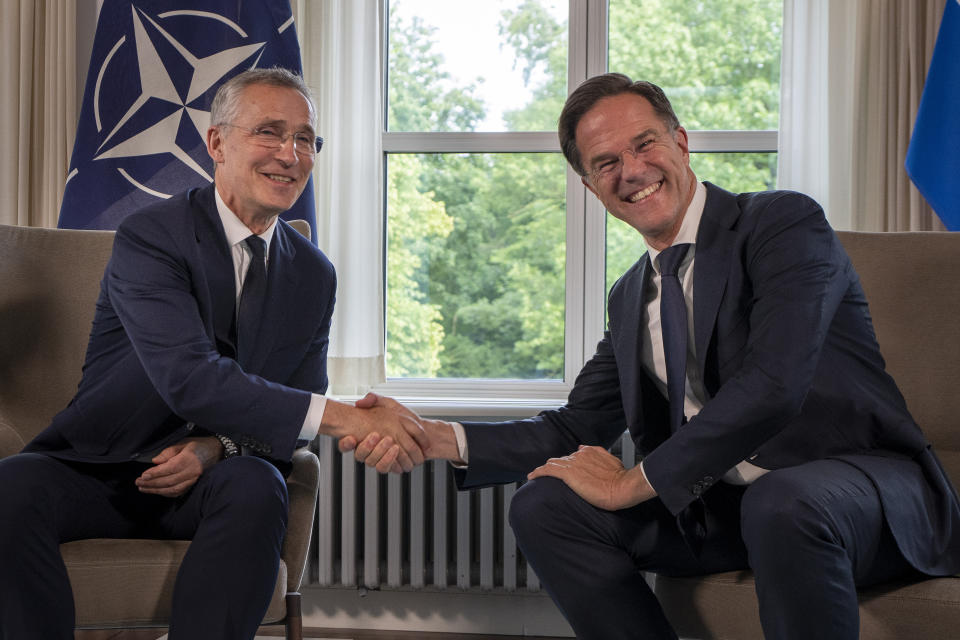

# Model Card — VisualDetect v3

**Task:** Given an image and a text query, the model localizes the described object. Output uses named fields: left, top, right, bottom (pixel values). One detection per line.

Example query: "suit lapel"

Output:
left=609, top=255, right=652, bottom=425
left=192, top=185, right=239, bottom=359
left=243, top=221, right=299, bottom=374
left=692, top=183, right=740, bottom=382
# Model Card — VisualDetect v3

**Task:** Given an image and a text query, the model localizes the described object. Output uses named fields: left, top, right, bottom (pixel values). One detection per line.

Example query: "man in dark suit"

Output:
left=0, top=68, right=426, bottom=640
left=346, top=74, right=960, bottom=639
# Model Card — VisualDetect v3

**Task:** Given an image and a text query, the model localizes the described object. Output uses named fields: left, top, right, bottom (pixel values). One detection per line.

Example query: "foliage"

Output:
left=385, top=154, right=452, bottom=377
left=387, top=12, right=485, bottom=131
left=385, top=0, right=782, bottom=379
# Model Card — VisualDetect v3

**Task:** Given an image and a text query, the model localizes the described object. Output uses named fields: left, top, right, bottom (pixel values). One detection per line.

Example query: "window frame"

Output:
left=375, top=0, right=778, bottom=412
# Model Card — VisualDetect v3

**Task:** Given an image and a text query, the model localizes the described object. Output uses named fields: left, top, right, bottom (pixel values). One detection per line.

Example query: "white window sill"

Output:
left=334, top=378, right=570, bottom=418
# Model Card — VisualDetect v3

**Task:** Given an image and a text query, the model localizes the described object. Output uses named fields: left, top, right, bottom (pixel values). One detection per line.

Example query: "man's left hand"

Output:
left=135, top=436, right=224, bottom=497
left=527, top=445, right=656, bottom=511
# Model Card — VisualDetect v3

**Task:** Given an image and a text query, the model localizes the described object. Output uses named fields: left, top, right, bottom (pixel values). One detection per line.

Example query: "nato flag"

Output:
left=58, top=0, right=316, bottom=238
left=906, top=0, right=960, bottom=231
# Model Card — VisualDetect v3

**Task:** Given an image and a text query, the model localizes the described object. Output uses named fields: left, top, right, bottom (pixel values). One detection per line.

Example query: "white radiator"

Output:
left=313, top=432, right=636, bottom=592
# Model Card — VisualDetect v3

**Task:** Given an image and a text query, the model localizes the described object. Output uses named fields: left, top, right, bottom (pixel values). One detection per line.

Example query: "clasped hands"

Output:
left=336, top=393, right=460, bottom=474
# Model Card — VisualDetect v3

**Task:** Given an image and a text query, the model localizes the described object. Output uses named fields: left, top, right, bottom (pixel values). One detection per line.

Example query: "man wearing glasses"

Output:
left=0, top=68, right=426, bottom=640
left=347, top=73, right=960, bottom=639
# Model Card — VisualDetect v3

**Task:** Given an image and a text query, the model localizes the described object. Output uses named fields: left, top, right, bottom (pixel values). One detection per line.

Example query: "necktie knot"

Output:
left=244, top=235, right=266, bottom=260
left=657, top=243, right=690, bottom=278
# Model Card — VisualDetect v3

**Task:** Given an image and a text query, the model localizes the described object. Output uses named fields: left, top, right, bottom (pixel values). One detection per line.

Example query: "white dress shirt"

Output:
left=637, top=183, right=765, bottom=486
left=215, top=189, right=324, bottom=442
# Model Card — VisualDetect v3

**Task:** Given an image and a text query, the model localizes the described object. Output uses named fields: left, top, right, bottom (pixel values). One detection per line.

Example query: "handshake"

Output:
left=323, top=392, right=463, bottom=474
left=326, top=391, right=652, bottom=512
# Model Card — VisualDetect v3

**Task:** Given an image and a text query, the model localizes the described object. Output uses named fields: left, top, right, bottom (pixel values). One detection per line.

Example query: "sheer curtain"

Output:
left=0, top=0, right=78, bottom=228
left=778, top=0, right=945, bottom=231
left=297, top=0, right=386, bottom=396
left=778, top=0, right=858, bottom=229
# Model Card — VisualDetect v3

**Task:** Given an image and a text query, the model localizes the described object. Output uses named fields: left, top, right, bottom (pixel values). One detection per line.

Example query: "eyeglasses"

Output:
left=218, top=123, right=324, bottom=157
left=585, top=129, right=674, bottom=183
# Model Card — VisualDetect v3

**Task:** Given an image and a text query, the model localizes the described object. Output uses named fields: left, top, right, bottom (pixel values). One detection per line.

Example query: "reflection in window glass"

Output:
left=605, top=153, right=778, bottom=293
left=386, top=153, right=567, bottom=379
left=609, top=0, right=782, bottom=131
left=387, top=0, right=568, bottom=132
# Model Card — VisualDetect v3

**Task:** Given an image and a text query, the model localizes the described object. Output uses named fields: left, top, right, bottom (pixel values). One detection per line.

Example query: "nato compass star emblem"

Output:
left=70, top=5, right=293, bottom=199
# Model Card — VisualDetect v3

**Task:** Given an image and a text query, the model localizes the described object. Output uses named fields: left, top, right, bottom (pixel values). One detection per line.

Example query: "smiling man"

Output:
left=346, top=74, right=960, bottom=639
left=0, top=68, right=426, bottom=640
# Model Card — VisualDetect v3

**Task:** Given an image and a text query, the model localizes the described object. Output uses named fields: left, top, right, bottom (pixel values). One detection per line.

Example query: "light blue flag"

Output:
left=906, top=0, right=960, bottom=230
left=58, top=0, right=316, bottom=238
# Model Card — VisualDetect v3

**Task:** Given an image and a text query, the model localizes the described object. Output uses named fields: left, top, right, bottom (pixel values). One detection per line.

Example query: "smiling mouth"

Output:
left=628, top=181, right=662, bottom=203
left=265, top=174, right=294, bottom=183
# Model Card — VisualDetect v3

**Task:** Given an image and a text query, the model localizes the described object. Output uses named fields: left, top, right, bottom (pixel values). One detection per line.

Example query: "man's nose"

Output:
left=274, top=135, right=299, bottom=164
left=619, top=148, right=644, bottom=177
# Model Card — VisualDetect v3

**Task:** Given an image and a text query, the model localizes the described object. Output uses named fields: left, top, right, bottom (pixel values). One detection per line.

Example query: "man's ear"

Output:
left=582, top=175, right=600, bottom=199
left=673, top=126, right=690, bottom=162
left=207, top=126, right=224, bottom=163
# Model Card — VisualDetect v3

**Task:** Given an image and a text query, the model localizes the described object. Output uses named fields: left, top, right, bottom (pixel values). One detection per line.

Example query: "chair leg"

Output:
left=285, top=592, right=303, bottom=640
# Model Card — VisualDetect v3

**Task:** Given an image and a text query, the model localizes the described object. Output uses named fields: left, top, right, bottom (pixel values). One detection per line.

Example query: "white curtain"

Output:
left=778, top=0, right=858, bottom=229
left=778, top=0, right=945, bottom=231
left=297, top=0, right=386, bottom=396
left=0, top=0, right=78, bottom=228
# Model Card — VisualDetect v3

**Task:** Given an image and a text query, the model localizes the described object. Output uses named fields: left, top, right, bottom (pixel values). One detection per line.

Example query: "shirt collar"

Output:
left=214, top=186, right=277, bottom=254
left=647, top=181, right=707, bottom=274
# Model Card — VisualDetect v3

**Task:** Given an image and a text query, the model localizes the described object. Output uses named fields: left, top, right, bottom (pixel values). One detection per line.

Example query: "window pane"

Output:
left=605, top=153, right=777, bottom=293
left=387, top=0, right=568, bottom=132
left=608, top=0, right=782, bottom=130
left=386, top=153, right=567, bottom=380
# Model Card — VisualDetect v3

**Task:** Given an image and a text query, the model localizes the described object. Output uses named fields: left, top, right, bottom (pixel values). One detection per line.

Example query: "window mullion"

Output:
left=565, top=0, right=610, bottom=379
left=381, top=131, right=560, bottom=153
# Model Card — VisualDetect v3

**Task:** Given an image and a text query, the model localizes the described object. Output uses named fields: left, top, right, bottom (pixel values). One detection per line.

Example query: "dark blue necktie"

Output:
left=237, top=235, right=267, bottom=366
left=658, top=243, right=708, bottom=555
left=658, top=243, right=691, bottom=433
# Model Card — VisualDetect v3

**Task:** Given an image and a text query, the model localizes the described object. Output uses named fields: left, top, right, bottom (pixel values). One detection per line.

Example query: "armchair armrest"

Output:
left=281, top=446, right=320, bottom=593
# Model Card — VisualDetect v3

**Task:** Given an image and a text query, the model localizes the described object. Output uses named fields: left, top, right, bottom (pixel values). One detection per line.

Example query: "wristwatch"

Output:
left=214, top=433, right=239, bottom=458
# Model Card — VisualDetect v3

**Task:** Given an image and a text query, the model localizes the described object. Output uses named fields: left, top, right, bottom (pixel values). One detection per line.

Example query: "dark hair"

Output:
left=558, top=73, right=680, bottom=176
left=211, top=67, right=316, bottom=129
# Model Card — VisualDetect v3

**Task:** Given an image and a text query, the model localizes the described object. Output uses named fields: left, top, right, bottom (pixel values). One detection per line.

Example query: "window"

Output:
left=380, top=0, right=781, bottom=405
left=604, top=0, right=781, bottom=287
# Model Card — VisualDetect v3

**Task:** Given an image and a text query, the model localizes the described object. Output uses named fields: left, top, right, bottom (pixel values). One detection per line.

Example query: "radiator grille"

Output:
left=313, top=432, right=636, bottom=592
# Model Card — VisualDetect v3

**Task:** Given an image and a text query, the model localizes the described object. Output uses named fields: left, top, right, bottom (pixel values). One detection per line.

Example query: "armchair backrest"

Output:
left=0, top=224, right=115, bottom=454
left=837, top=231, right=960, bottom=483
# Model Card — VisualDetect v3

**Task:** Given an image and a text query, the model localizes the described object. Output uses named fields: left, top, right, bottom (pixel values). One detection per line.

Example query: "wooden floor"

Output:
left=76, top=629, right=569, bottom=640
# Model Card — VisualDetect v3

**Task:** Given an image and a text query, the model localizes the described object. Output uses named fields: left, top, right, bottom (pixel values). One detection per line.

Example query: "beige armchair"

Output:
left=654, top=231, right=960, bottom=639
left=0, top=222, right=319, bottom=640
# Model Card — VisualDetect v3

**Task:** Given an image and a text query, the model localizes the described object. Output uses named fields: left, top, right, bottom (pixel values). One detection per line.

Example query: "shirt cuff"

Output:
left=638, top=459, right=654, bottom=491
left=450, top=421, right=469, bottom=468
left=299, top=393, right=327, bottom=441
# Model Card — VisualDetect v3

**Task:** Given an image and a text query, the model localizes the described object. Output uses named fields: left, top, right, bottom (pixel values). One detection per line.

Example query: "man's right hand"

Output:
left=340, top=393, right=463, bottom=472
left=321, top=393, right=429, bottom=472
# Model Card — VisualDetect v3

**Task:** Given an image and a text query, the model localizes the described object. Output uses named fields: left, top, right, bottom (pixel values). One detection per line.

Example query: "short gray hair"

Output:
left=210, top=67, right=316, bottom=129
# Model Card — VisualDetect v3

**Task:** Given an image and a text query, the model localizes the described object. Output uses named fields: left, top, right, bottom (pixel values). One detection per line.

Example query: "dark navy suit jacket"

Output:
left=458, top=182, right=960, bottom=576
left=26, top=183, right=336, bottom=470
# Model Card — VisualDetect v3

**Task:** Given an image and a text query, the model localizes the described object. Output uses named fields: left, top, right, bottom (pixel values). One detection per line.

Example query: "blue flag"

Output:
left=59, top=0, right=316, bottom=238
left=906, top=0, right=960, bottom=230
